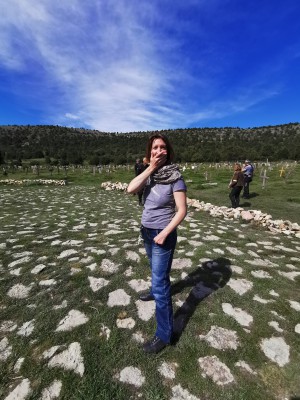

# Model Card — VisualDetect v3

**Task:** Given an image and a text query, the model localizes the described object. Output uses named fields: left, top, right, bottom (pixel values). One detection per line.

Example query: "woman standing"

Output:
left=127, top=133, right=187, bottom=353
left=229, top=163, right=244, bottom=208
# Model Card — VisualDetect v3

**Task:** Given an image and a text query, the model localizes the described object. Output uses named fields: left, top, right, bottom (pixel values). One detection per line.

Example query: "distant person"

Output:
left=229, top=163, right=244, bottom=208
left=127, top=133, right=187, bottom=354
left=134, top=158, right=142, bottom=176
left=242, top=160, right=254, bottom=199
left=137, top=157, right=150, bottom=205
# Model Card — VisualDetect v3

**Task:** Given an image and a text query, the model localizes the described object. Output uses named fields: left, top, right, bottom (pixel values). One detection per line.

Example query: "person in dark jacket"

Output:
left=135, top=158, right=149, bottom=205
left=229, top=163, right=244, bottom=208
left=134, top=159, right=142, bottom=176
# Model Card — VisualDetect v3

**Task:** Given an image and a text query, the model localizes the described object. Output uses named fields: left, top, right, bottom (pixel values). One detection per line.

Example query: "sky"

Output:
left=0, top=0, right=300, bottom=133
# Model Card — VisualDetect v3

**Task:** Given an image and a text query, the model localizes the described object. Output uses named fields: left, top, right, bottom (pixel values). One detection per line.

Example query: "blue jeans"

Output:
left=141, top=226, right=177, bottom=343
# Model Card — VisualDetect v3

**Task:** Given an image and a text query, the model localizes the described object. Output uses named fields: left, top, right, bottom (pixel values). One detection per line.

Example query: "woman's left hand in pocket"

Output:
left=154, top=232, right=168, bottom=245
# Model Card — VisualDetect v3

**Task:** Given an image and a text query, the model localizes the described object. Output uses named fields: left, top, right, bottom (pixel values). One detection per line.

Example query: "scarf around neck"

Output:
left=151, top=164, right=182, bottom=184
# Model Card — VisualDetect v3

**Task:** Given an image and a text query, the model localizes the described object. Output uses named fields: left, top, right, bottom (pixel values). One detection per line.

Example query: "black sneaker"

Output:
left=143, top=336, right=167, bottom=353
left=139, top=292, right=154, bottom=301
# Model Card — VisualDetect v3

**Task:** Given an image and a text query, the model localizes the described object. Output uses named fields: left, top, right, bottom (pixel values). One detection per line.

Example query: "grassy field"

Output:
left=1, top=161, right=300, bottom=224
left=0, top=175, right=300, bottom=399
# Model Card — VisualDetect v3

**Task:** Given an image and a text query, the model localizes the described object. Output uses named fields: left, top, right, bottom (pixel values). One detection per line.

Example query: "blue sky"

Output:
left=1, top=0, right=300, bottom=132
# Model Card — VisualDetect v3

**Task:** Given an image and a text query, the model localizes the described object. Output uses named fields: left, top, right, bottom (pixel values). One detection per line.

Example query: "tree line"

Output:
left=0, top=123, right=299, bottom=166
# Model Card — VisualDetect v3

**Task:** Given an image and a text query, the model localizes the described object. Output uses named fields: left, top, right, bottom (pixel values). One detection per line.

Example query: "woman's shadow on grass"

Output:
left=171, top=257, right=232, bottom=344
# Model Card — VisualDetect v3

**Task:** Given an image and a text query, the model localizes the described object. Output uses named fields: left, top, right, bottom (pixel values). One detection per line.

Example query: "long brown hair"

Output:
left=145, top=133, right=174, bottom=163
left=234, top=163, right=242, bottom=171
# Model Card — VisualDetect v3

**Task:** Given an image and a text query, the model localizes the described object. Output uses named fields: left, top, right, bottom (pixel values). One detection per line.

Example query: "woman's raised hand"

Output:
left=150, top=150, right=167, bottom=171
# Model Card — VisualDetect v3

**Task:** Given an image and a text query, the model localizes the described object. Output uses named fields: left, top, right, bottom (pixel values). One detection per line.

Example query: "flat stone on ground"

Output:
left=7, top=283, right=32, bottom=299
left=199, top=326, right=239, bottom=350
left=260, top=337, right=290, bottom=366
left=55, top=310, right=89, bottom=332
left=88, top=276, right=109, bottom=292
left=135, top=300, right=155, bottom=321
left=116, top=317, right=136, bottom=329
left=227, top=278, right=253, bottom=295
left=118, top=366, right=145, bottom=387
left=172, top=258, right=192, bottom=270
left=158, top=361, right=178, bottom=379
left=100, top=259, right=119, bottom=273
left=40, top=380, right=62, bottom=400
left=222, top=303, right=253, bottom=327
left=198, top=355, right=234, bottom=385
left=0, top=337, right=12, bottom=361
left=107, top=289, right=131, bottom=307
left=170, top=384, right=200, bottom=400
left=128, top=279, right=151, bottom=292
left=48, top=342, right=84, bottom=376
left=4, top=378, right=31, bottom=400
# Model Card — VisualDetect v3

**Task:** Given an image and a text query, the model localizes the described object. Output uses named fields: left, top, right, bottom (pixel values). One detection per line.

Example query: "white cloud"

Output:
left=65, top=113, right=80, bottom=120
left=0, top=0, right=288, bottom=131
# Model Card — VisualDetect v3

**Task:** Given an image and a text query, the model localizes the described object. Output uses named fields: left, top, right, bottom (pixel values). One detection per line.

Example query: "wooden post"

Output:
left=260, top=169, right=269, bottom=189
left=279, top=167, right=285, bottom=177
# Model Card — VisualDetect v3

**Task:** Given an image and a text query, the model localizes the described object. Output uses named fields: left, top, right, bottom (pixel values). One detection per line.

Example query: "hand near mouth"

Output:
left=150, top=151, right=167, bottom=170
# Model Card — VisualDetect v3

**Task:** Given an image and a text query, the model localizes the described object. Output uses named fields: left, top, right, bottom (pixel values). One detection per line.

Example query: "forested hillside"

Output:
left=0, top=123, right=299, bottom=165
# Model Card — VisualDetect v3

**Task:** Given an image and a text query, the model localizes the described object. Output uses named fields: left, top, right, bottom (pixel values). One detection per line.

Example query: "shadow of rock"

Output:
left=240, top=201, right=251, bottom=207
left=172, top=257, right=232, bottom=343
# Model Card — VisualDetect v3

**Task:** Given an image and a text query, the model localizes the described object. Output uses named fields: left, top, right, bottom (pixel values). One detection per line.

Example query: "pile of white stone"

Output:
left=187, top=198, right=300, bottom=237
left=0, top=179, right=67, bottom=186
left=101, top=181, right=128, bottom=191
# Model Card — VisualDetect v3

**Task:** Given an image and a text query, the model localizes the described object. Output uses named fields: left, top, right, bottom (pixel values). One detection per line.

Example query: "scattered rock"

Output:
left=0, top=320, right=17, bottom=332
left=277, top=271, right=300, bottom=281
left=57, top=249, right=78, bottom=259
left=107, top=289, right=131, bottom=307
left=100, top=259, right=119, bottom=273
left=116, top=318, right=135, bottom=329
left=40, top=380, right=62, bottom=400
left=253, top=295, right=274, bottom=304
left=170, top=384, right=200, bottom=400
left=0, top=337, right=12, bottom=361
left=128, top=279, right=151, bottom=293
left=198, top=355, right=234, bottom=385
left=48, top=342, right=84, bottom=376
left=235, top=360, right=257, bottom=375
left=118, top=366, right=145, bottom=387
left=172, top=258, right=192, bottom=270
left=268, top=321, right=284, bottom=333
left=260, top=337, right=290, bottom=366
left=56, top=310, right=89, bottom=332
left=88, top=276, right=109, bottom=292
left=251, top=270, right=272, bottom=279
left=158, top=361, right=178, bottom=379
left=17, top=319, right=35, bottom=336
left=227, top=278, right=253, bottom=295
left=31, top=264, right=47, bottom=274
left=222, top=303, right=253, bottom=327
left=7, top=283, right=32, bottom=299
left=199, top=326, right=239, bottom=350
left=135, top=300, right=155, bottom=321
left=126, top=250, right=140, bottom=262
left=4, top=378, right=31, bottom=400
left=289, top=300, right=300, bottom=311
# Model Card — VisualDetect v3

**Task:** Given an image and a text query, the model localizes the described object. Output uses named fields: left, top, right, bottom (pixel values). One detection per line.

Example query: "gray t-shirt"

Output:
left=141, top=178, right=187, bottom=229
